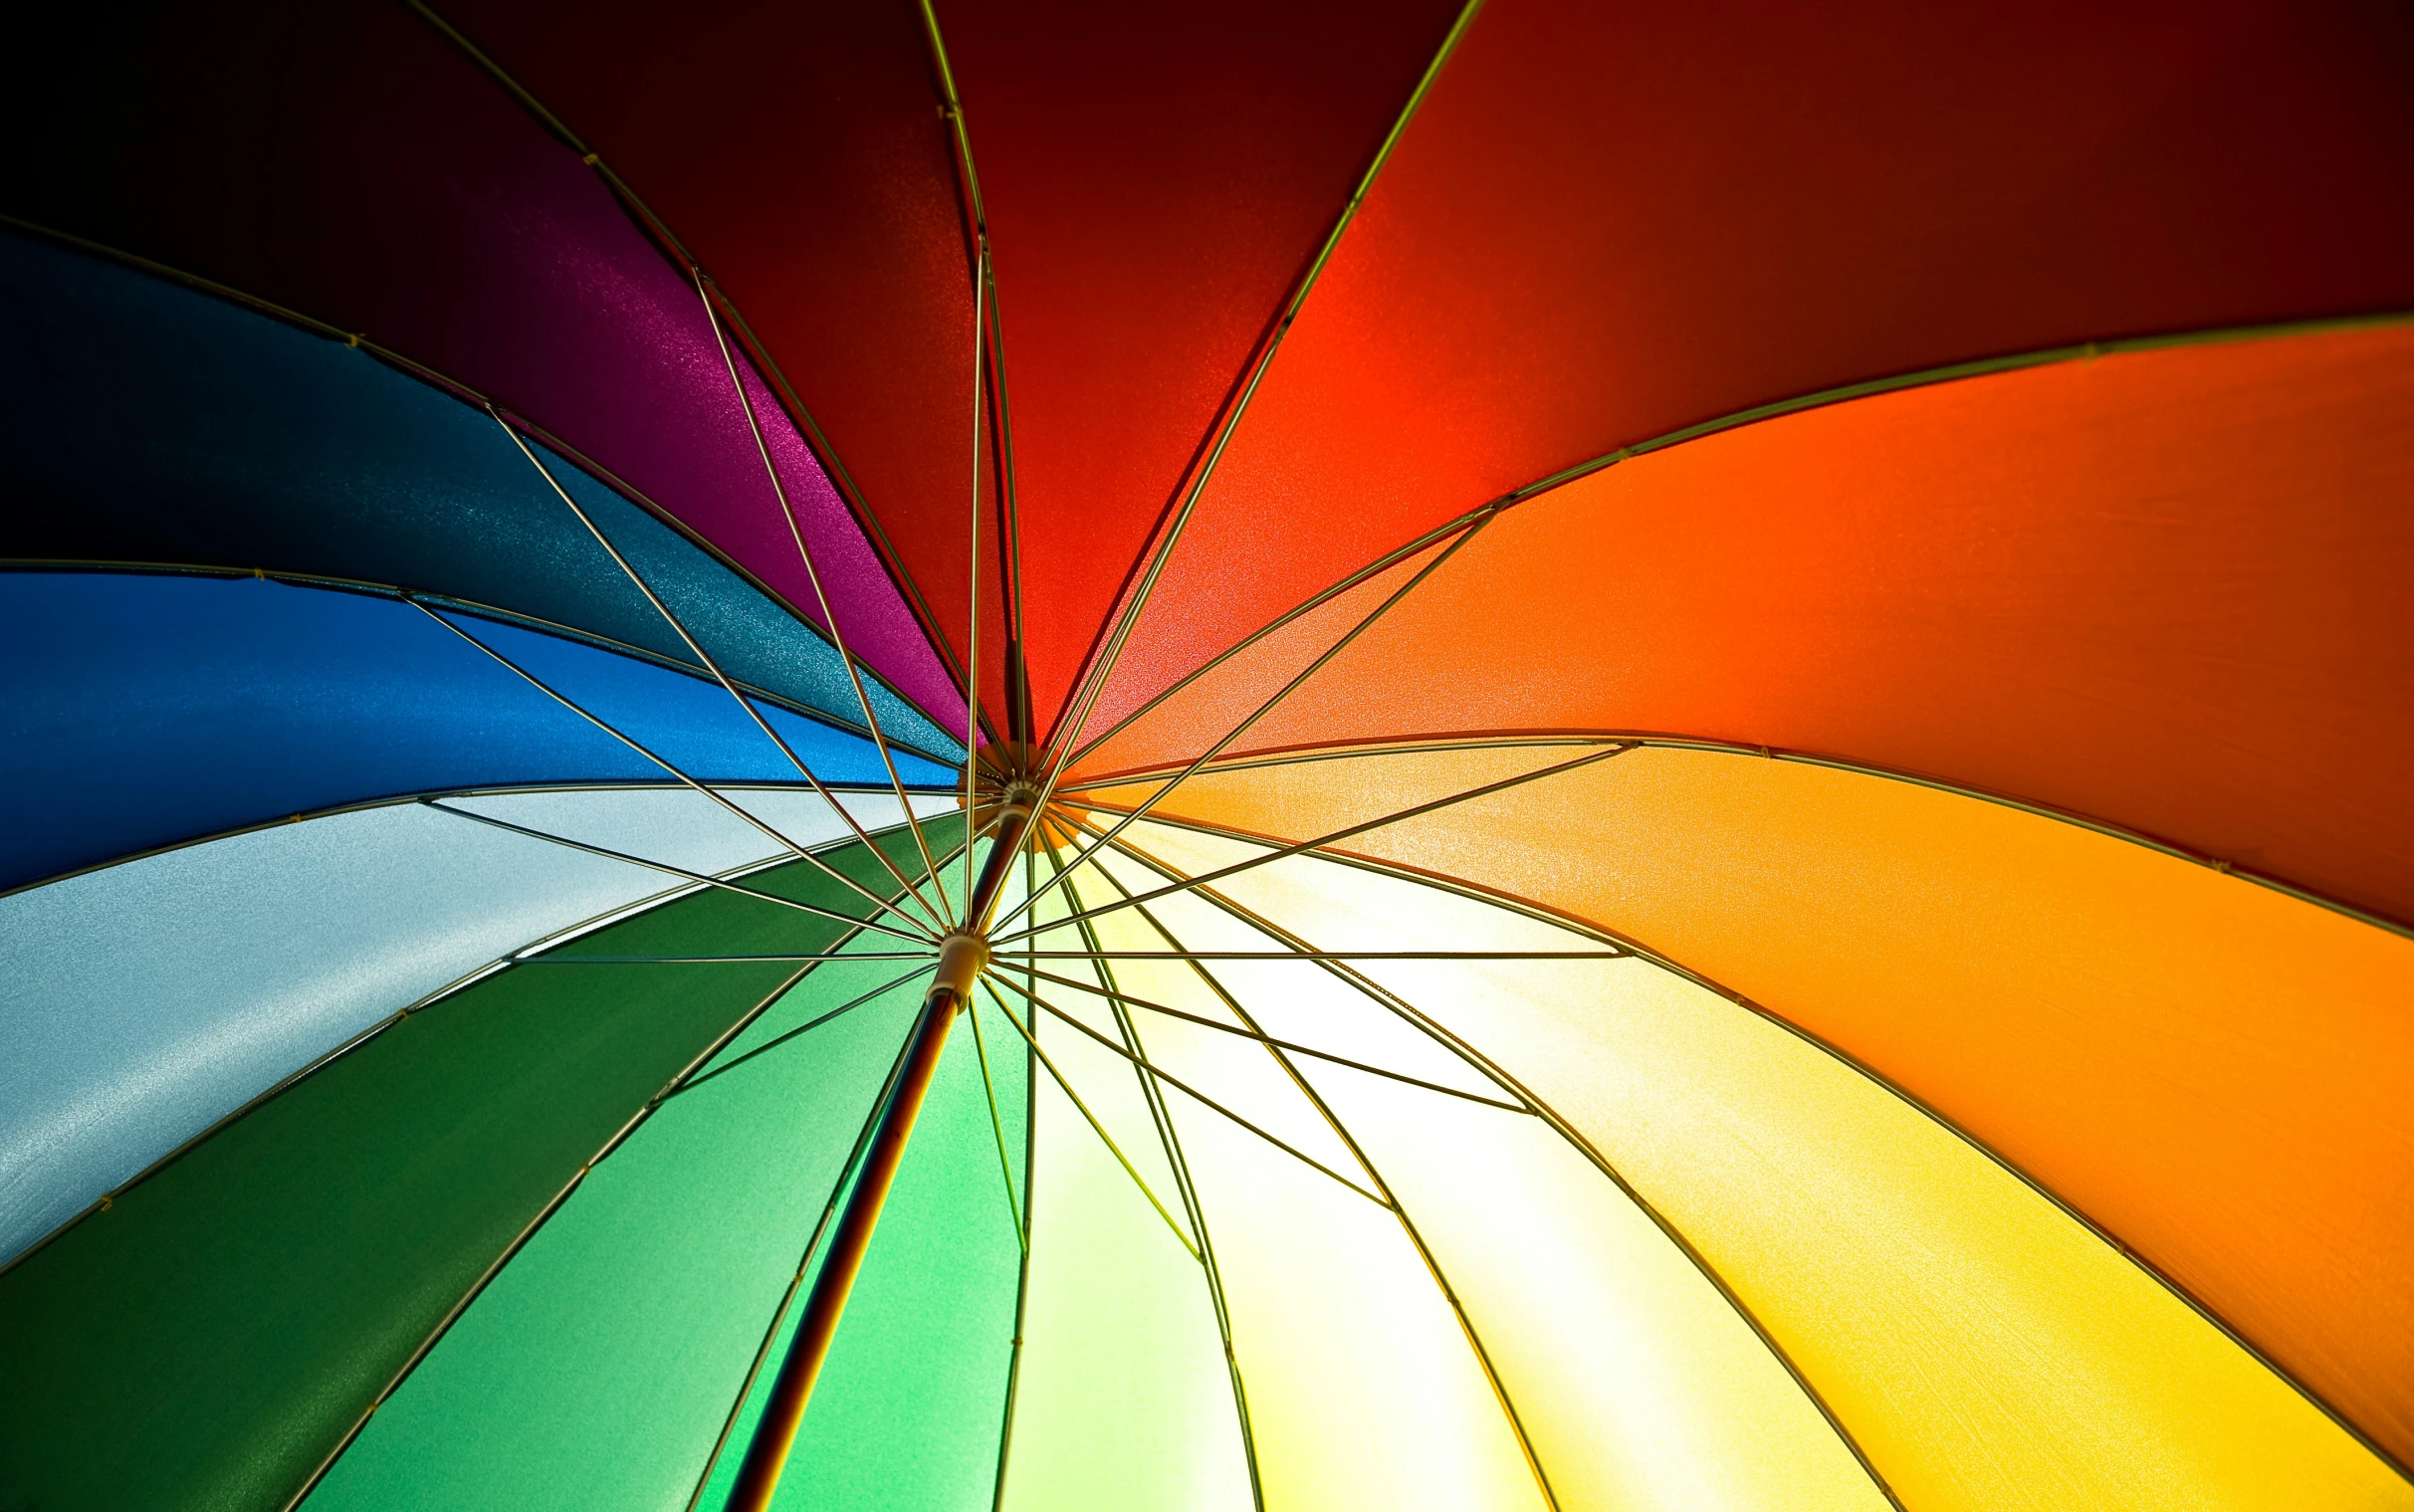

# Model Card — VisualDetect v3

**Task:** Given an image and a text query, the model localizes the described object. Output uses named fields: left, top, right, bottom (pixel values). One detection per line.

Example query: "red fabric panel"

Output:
left=938, top=0, right=1461, bottom=741
left=1115, top=325, right=2414, bottom=925
left=445, top=1, right=1457, bottom=746
left=1101, top=0, right=2414, bottom=734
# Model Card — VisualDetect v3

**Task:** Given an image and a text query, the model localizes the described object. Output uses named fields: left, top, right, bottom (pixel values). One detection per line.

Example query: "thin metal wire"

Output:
left=489, top=408, right=953, bottom=937
left=1041, top=848, right=1268, bottom=1511
left=986, top=972, right=1388, bottom=1207
left=1006, top=0, right=1490, bottom=884
left=1063, top=508, right=1495, bottom=769
left=968, top=994, right=1027, bottom=1249
left=989, top=743, right=1631, bottom=948
left=422, top=800, right=937, bottom=947
left=1006, top=964, right=1527, bottom=1111
left=671, top=963, right=940, bottom=1099
left=692, top=271, right=953, bottom=932
left=979, top=981, right=1201, bottom=1260
left=989, top=847, right=1039, bottom=1512
left=1061, top=840, right=1562, bottom=1510
left=412, top=597, right=939, bottom=942
left=994, top=513, right=1492, bottom=933
left=1058, top=735, right=1622, bottom=794
left=962, top=249, right=988, bottom=919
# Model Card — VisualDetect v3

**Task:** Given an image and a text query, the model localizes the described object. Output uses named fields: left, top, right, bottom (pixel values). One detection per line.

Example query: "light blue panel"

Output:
left=452, top=787, right=961, bottom=877
left=0, top=800, right=682, bottom=1262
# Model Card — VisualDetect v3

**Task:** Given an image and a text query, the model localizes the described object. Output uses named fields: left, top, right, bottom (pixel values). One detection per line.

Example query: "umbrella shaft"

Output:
left=724, top=984, right=959, bottom=1512
left=724, top=794, right=1033, bottom=1511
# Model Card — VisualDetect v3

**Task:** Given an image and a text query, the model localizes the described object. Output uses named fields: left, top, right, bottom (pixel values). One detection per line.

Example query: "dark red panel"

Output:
left=1100, top=0, right=2414, bottom=737
left=937, top=0, right=1461, bottom=741
left=437, top=0, right=992, bottom=714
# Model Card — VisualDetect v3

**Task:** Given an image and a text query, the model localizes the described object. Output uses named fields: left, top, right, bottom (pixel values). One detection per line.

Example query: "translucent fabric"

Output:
left=1089, top=746, right=2414, bottom=1465
left=1104, top=821, right=2411, bottom=1510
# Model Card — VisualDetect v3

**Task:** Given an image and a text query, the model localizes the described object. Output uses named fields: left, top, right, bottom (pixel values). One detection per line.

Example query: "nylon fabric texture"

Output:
left=3, top=2, right=2409, bottom=1507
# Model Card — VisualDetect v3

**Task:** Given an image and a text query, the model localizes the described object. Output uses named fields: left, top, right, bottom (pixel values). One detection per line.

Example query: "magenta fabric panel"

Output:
left=724, top=349, right=968, bottom=739
left=7, top=1, right=959, bottom=732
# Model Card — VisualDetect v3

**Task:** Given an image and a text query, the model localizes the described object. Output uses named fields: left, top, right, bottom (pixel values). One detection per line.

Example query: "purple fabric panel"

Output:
left=47, top=4, right=960, bottom=732
left=730, top=354, right=967, bottom=737
left=349, top=40, right=961, bottom=730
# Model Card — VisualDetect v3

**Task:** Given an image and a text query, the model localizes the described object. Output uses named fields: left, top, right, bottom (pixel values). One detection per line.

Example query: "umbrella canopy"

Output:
left=4, top=3, right=2412, bottom=1510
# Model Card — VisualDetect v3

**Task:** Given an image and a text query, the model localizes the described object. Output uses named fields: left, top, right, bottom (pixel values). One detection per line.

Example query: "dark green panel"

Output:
left=305, top=953, right=929, bottom=1512
left=0, top=822, right=953, bottom=1512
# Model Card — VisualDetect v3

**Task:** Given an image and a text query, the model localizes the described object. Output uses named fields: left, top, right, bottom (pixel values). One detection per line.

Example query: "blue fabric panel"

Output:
left=0, top=573, right=945, bottom=890
left=443, top=612, right=954, bottom=792
left=0, top=800, right=683, bottom=1262
left=0, top=231, right=960, bottom=762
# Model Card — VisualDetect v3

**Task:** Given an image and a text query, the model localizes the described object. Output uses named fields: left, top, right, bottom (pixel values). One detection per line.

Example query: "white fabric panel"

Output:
left=0, top=787, right=955, bottom=1262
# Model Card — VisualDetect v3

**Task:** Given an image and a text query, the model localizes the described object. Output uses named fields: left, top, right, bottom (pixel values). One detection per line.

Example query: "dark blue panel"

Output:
left=0, top=231, right=960, bottom=763
left=0, top=573, right=947, bottom=891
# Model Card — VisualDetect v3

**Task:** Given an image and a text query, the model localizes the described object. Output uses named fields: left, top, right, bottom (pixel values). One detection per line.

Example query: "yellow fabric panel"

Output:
left=996, top=1011, right=1251, bottom=1512
left=1159, top=1070, right=1550, bottom=1512
left=1058, top=855, right=1375, bottom=1181
left=1289, top=1057, right=1888, bottom=1512
left=1121, top=820, right=2414, bottom=1510
left=1095, top=748, right=2414, bottom=1468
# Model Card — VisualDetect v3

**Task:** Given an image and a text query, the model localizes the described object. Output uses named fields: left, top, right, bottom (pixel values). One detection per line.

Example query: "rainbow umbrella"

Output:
left=3, top=2, right=2411, bottom=1509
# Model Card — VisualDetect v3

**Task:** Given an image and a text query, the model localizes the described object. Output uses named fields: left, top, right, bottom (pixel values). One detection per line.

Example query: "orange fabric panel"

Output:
left=1098, top=0, right=2414, bottom=729
left=1093, top=327, right=2414, bottom=925
left=1087, top=745, right=2414, bottom=1467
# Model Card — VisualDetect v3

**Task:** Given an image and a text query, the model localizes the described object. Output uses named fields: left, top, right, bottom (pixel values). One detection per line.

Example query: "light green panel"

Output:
left=999, top=1035, right=1252, bottom=1511
left=306, top=947, right=929, bottom=1512
left=694, top=996, right=1027, bottom=1512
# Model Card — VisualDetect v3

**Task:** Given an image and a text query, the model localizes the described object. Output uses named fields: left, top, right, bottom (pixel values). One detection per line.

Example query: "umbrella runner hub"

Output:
left=933, top=931, right=991, bottom=1006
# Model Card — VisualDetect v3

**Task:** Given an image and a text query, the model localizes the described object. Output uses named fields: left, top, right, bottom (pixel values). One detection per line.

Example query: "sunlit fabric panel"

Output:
left=1020, top=846, right=1541, bottom=1511
left=1056, top=840, right=1886, bottom=1512
left=0, top=232, right=958, bottom=761
left=1159, top=1095, right=1547, bottom=1511
left=0, top=825, right=951, bottom=1512
left=1084, top=324, right=2414, bottom=927
left=0, top=6, right=959, bottom=722
left=309, top=955, right=928, bottom=1511
left=0, top=570, right=947, bottom=889
left=992, top=1029, right=1252, bottom=1509
left=1119, top=822, right=2413, bottom=1509
left=1094, top=746, right=2414, bottom=1465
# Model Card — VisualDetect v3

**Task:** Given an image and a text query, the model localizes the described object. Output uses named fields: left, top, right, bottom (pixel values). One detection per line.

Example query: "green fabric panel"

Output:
left=997, top=1035, right=1250, bottom=1510
left=0, top=822, right=950, bottom=1512
left=695, top=996, right=1028, bottom=1512
left=305, top=951, right=929, bottom=1512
